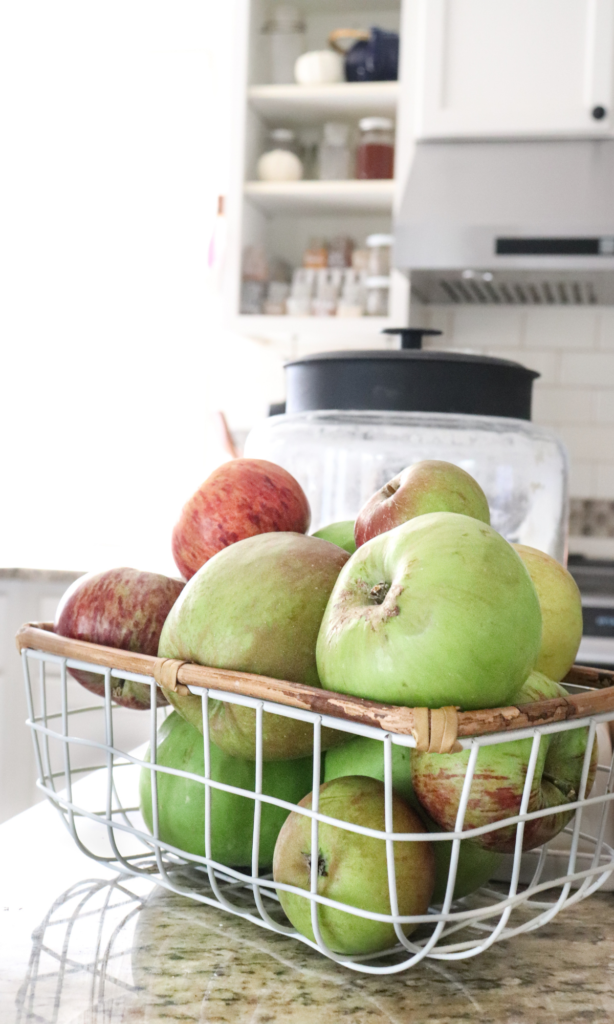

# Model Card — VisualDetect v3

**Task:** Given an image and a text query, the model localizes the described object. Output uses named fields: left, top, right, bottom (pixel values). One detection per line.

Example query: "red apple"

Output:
left=172, top=458, right=311, bottom=580
left=412, top=672, right=598, bottom=854
left=54, top=568, right=184, bottom=708
left=354, top=460, right=490, bottom=548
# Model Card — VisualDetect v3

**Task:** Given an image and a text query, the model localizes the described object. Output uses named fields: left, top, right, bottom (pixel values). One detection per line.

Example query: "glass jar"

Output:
left=257, top=128, right=303, bottom=182
left=356, top=117, right=394, bottom=179
left=365, top=276, right=390, bottom=315
left=262, top=5, right=306, bottom=85
left=244, top=339, right=569, bottom=560
left=318, top=122, right=352, bottom=180
left=366, top=233, right=393, bottom=276
left=246, top=410, right=568, bottom=559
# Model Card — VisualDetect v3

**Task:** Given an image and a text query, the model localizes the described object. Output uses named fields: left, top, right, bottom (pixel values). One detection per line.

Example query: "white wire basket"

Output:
left=17, top=621, right=614, bottom=976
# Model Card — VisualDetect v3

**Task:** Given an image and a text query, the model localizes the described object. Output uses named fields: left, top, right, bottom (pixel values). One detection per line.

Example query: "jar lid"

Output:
left=262, top=5, right=305, bottom=32
left=366, top=233, right=394, bottom=247
left=323, top=122, right=350, bottom=145
left=284, top=329, right=539, bottom=420
left=359, top=116, right=394, bottom=131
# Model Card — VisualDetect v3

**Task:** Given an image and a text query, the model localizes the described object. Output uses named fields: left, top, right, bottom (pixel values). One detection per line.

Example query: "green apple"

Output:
left=158, top=532, right=350, bottom=760
left=317, top=512, right=542, bottom=710
left=312, top=520, right=356, bottom=554
left=324, top=734, right=417, bottom=809
left=139, top=711, right=314, bottom=868
left=354, top=460, right=490, bottom=548
left=513, top=543, right=583, bottom=681
left=273, top=775, right=435, bottom=955
left=324, top=736, right=502, bottom=902
left=412, top=671, right=598, bottom=854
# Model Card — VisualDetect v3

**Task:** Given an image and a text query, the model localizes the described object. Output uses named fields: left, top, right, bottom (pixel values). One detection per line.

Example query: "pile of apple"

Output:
left=54, top=457, right=589, bottom=956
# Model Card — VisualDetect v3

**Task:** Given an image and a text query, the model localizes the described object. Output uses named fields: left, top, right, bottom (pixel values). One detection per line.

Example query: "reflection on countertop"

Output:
left=9, top=869, right=614, bottom=1024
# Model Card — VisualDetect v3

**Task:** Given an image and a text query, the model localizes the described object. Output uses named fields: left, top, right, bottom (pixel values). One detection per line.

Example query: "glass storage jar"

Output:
left=356, top=117, right=395, bottom=179
left=244, top=330, right=569, bottom=561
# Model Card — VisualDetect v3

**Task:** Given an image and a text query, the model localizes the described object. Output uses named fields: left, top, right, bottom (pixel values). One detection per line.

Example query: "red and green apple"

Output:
left=172, top=458, right=311, bottom=580
left=54, top=567, right=184, bottom=708
left=354, top=460, right=490, bottom=548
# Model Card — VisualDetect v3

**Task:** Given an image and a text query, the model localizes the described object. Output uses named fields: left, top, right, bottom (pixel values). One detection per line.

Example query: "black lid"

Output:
left=284, top=329, right=539, bottom=420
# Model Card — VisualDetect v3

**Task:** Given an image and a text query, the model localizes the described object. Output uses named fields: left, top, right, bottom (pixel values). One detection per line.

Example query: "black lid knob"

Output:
left=382, top=327, right=443, bottom=349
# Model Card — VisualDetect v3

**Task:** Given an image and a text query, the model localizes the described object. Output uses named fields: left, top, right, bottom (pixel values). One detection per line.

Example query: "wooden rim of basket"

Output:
left=16, top=622, right=614, bottom=755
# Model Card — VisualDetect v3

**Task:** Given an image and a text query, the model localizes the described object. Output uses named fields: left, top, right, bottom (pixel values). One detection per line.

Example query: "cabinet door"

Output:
left=415, top=0, right=614, bottom=138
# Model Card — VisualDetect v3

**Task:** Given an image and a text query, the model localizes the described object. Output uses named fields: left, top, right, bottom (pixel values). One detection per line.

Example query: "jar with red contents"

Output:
left=356, top=117, right=395, bottom=179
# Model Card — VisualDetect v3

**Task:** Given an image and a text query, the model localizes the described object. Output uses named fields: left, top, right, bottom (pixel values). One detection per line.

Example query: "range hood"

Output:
left=395, top=140, right=614, bottom=305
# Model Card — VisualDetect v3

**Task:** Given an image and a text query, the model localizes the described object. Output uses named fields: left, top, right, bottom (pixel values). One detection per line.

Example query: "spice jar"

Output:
left=318, top=122, right=352, bottom=181
left=303, top=238, right=328, bottom=269
left=257, top=129, right=303, bottom=182
left=356, top=117, right=395, bottom=179
left=365, top=276, right=390, bottom=316
left=366, top=233, right=393, bottom=276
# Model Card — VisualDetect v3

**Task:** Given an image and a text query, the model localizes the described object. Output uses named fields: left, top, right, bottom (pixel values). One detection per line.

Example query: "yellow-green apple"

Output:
left=312, top=521, right=356, bottom=554
left=273, top=775, right=435, bottom=954
left=412, top=671, right=598, bottom=854
left=172, top=458, right=311, bottom=580
left=159, top=532, right=350, bottom=760
left=354, top=460, right=490, bottom=548
left=317, top=512, right=542, bottom=710
left=324, top=736, right=502, bottom=902
left=139, top=712, right=313, bottom=868
left=513, top=544, right=583, bottom=681
left=54, top=568, right=184, bottom=708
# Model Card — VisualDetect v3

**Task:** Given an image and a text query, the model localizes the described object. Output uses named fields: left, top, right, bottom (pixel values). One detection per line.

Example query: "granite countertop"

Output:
left=2, top=797, right=614, bottom=1024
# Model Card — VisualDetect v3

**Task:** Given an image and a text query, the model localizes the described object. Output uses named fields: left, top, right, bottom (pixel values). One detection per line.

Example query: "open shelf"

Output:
left=248, top=81, right=399, bottom=124
left=244, top=179, right=395, bottom=214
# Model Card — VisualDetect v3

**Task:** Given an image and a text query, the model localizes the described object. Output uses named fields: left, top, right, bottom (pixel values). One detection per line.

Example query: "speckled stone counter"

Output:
left=2, top=798, right=614, bottom=1024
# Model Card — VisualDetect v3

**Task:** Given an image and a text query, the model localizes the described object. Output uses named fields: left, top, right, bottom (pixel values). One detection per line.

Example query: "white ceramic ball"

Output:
left=294, top=50, right=344, bottom=85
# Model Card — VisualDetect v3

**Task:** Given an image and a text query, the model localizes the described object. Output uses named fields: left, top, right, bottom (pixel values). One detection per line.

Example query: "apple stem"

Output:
left=542, top=773, right=577, bottom=801
left=369, top=582, right=391, bottom=605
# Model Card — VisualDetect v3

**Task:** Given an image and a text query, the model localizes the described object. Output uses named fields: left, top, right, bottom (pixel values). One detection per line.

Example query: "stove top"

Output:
left=568, top=555, right=614, bottom=668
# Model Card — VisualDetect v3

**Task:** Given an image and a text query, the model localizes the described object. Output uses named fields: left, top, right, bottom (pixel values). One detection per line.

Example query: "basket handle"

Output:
left=328, top=28, right=370, bottom=54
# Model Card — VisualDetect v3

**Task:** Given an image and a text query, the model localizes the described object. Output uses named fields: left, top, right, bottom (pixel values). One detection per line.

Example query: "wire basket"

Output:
left=17, top=621, right=614, bottom=976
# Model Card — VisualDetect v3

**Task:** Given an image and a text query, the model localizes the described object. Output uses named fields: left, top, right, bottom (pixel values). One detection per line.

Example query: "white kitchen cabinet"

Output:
left=222, top=0, right=412, bottom=356
left=413, top=0, right=614, bottom=139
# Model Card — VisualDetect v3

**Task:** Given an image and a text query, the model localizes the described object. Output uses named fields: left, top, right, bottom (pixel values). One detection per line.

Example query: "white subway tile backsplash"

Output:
left=596, top=391, right=614, bottom=423
left=553, top=425, right=614, bottom=462
left=531, top=387, right=596, bottom=425
left=596, top=309, right=614, bottom=349
left=561, top=352, right=614, bottom=387
left=569, top=461, right=596, bottom=498
left=450, top=307, right=526, bottom=349
left=524, top=308, right=598, bottom=350
left=596, top=464, right=614, bottom=499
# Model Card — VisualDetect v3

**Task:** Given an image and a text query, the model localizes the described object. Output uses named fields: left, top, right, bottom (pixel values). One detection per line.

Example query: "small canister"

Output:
left=356, top=117, right=395, bottom=179
left=365, top=276, right=390, bottom=316
left=257, top=128, right=303, bottom=182
left=366, top=233, right=393, bottom=276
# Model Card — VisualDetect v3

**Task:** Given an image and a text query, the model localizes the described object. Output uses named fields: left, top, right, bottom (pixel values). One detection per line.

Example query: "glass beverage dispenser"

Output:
left=245, top=330, right=569, bottom=561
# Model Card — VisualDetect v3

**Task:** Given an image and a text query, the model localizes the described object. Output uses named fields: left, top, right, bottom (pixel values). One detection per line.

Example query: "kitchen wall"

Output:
left=410, top=303, right=614, bottom=504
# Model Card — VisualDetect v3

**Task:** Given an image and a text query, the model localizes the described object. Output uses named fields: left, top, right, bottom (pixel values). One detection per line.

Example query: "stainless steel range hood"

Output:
left=395, top=140, right=614, bottom=305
